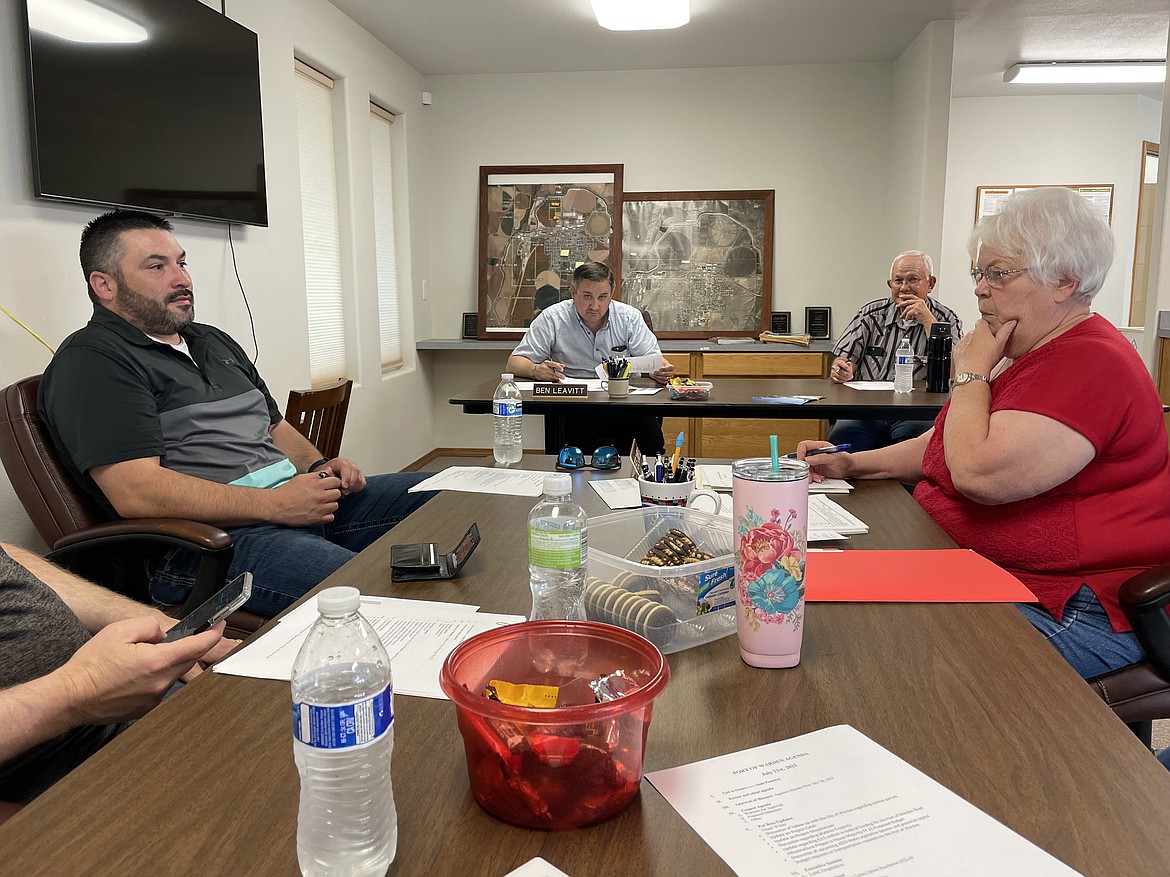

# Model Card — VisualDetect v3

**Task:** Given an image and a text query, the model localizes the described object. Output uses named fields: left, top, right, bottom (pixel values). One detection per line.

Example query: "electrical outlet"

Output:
left=422, top=279, right=429, bottom=301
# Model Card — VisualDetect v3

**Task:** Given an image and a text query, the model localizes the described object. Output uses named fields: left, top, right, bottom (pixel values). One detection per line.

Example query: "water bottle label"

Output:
left=494, top=401, right=521, bottom=417
left=528, top=528, right=587, bottom=569
left=294, top=686, right=393, bottom=749
left=897, top=355, right=912, bottom=366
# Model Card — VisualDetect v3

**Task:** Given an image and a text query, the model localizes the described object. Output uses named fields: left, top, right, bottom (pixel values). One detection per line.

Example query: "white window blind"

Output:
left=294, top=60, right=347, bottom=385
left=370, top=103, right=402, bottom=372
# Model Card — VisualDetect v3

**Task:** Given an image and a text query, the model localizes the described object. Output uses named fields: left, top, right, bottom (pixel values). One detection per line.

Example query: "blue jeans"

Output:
left=1016, top=585, right=1144, bottom=679
left=150, top=472, right=436, bottom=617
left=828, top=419, right=934, bottom=452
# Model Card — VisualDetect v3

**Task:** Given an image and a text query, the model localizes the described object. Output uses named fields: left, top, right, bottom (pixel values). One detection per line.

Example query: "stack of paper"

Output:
left=407, top=467, right=548, bottom=496
left=696, top=464, right=852, bottom=495
left=214, top=596, right=524, bottom=699
left=809, top=494, right=868, bottom=537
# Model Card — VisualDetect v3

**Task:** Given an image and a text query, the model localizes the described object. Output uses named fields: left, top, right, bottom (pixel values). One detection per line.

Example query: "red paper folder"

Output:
left=804, top=549, right=1036, bottom=603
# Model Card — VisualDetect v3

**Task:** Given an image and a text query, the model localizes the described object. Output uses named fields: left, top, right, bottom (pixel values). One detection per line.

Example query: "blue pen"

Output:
left=655, top=455, right=664, bottom=483
left=786, top=443, right=852, bottom=459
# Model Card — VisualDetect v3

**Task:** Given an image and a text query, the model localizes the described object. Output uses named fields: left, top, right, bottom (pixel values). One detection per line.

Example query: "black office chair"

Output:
left=1088, top=565, right=1170, bottom=747
left=0, top=375, right=262, bottom=637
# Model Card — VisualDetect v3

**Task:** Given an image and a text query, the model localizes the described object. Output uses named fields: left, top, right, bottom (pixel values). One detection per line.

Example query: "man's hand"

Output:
left=649, top=360, right=675, bottom=385
left=895, top=294, right=935, bottom=328
left=269, top=473, right=342, bottom=526
left=318, top=458, right=366, bottom=495
left=532, top=360, right=566, bottom=381
left=829, top=358, right=854, bottom=383
left=57, top=618, right=226, bottom=726
left=180, top=632, right=242, bottom=682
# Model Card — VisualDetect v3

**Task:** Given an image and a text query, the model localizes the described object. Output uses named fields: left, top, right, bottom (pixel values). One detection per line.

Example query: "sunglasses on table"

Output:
left=556, top=445, right=621, bottom=470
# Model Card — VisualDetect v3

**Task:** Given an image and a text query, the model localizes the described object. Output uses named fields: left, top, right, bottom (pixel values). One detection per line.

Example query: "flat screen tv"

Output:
left=23, top=0, right=268, bottom=226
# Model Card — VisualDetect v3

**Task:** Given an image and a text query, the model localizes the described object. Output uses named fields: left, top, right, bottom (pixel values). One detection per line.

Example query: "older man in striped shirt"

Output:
left=828, top=251, right=962, bottom=451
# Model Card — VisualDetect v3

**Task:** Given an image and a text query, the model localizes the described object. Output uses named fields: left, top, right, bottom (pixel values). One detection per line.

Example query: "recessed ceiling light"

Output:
left=591, top=0, right=690, bottom=31
left=1004, top=60, right=1165, bottom=84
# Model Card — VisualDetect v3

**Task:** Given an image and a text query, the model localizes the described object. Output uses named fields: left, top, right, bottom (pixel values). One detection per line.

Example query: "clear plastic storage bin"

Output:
left=585, top=507, right=736, bottom=653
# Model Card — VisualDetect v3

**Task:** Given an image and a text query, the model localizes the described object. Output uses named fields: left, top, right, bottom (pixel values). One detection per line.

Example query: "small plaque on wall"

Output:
left=770, top=312, right=791, bottom=334
left=805, top=307, right=831, bottom=340
left=461, top=313, right=478, bottom=340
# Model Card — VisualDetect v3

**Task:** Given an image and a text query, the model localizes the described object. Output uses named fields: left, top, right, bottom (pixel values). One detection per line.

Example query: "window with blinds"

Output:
left=370, top=103, right=402, bottom=372
left=294, top=60, right=348, bottom=385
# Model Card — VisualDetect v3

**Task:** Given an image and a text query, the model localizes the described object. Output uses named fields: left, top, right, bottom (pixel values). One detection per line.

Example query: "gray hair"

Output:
left=890, top=250, right=934, bottom=278
left=968, top=187, right=1113, bottom=303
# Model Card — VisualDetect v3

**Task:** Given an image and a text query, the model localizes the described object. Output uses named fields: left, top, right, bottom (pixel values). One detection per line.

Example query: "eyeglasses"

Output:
left=970, top=267, right=1029, bottom=288
left=886, top=277, right=923, bottom=289
left=556, top=445, right=621, bottom=471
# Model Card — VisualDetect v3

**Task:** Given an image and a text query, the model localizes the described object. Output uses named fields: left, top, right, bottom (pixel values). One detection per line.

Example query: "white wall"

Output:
left=888, top=20, right=954, bottom=264
left=940, top=94, right=1162, bottom=334
left=421, top=62, right=902, bottom=446
left=0, top=0, right=434, bottom=549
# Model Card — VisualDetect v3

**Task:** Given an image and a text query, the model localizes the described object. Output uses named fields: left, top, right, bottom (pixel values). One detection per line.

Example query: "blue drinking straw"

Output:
left=769, top=435, right=779, bottom=473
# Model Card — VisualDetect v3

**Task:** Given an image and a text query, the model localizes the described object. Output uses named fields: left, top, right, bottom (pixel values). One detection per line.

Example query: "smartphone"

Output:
left=391, top=523, right=480, bottom=582
left=163, top=572, right=253, bottom=642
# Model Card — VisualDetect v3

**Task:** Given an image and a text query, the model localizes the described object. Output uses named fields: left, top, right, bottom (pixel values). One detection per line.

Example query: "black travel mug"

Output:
left=926, top=323, right=952, bottom=393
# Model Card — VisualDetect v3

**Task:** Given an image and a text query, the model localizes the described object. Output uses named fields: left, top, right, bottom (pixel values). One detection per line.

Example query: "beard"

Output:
left=114, top=281, right=194, bottom=336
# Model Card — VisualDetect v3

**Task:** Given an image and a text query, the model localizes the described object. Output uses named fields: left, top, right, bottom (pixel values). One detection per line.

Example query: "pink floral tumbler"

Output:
left=731, top=458, right=809, bottom=668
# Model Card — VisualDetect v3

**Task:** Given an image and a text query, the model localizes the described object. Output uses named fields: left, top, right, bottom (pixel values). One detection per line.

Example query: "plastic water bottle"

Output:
left=292, top=587, right=396, bottom=877
left=894, top=337, right=914, bottom=394
left=493, top=372, right=523, bottom=464
left=528, top=473, right=588, bottom=620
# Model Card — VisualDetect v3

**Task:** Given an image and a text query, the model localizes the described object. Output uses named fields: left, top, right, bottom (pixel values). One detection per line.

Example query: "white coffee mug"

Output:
left=601, top=378, right=629, bottom=398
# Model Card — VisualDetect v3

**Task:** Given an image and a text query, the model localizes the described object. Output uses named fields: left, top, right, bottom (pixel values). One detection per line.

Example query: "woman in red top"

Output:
left=803, top=186, right=1170, bottom=679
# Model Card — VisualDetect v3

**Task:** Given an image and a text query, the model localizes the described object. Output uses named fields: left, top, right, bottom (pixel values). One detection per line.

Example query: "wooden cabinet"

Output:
left=662, top=351, right=828, bottom=457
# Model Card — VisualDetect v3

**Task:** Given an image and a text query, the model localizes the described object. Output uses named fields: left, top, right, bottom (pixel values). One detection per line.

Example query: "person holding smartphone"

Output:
left=0, top=543, right=238, bottom=803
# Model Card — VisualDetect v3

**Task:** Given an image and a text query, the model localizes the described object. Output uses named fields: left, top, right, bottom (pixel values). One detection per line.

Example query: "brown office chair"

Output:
left=1088, top=565, right=1170, bottom=747
left=285, top=378, right=353, bottom=460
left=0, top=375, right=261, bottom=634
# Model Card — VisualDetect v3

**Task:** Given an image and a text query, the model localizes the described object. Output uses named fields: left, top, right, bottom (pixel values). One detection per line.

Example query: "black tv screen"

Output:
left=23, top=0, right=268, bottom=226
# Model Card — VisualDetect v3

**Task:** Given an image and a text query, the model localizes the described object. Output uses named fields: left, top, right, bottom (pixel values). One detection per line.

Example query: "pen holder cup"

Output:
left=440, top=620, right=670, bottom=830
left=601, top=378, right=629, bottom=398
left=639, top=477, right=720, bottom=513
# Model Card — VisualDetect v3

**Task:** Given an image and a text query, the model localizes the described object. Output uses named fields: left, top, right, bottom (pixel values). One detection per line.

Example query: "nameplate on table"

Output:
left=533, top=383, right=588, bottom=398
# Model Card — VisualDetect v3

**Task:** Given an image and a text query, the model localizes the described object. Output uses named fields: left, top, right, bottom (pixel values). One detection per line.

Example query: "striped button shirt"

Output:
left=832, top=296, right=962, bottom=382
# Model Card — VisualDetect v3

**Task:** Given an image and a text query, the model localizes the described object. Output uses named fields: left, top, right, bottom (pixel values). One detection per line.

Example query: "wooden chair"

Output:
left=0, top=375, right=262, bottom=636
left=284, top=379, right=353, bottom=460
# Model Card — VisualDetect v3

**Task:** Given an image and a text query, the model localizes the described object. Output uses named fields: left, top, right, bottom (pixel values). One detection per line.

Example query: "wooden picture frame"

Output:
left=620, top=190, right=774, bottom=338
left=477, top=164, right=623, bottom=340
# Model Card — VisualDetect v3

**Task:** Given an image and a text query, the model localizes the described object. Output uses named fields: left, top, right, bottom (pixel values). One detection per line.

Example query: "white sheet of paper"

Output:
left=844, top=380, right=897, bottom=391
left=628, top=386, right=663, bottom=395
left=629, top=353, right=664, bottom=375
left=214, top=596, right=524, bottom=698
left=504, top=858, right=572, bottom=877
left=587, top=477, right=642, bottom=509
left=809, top=493, right=869, bottom=534
left=645, top=724, right=1079, bottom=877
left=407, top=467, right=547, bottom=496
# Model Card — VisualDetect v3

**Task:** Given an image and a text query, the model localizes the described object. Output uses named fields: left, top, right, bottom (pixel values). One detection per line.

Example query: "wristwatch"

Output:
left=952, top=372, right=989, bottom=387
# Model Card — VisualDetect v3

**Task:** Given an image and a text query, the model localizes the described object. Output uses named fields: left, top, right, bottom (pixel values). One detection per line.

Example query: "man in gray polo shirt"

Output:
left=39, top=210, right=435, bottom=618
left=507, top=262, right=674, bottom=455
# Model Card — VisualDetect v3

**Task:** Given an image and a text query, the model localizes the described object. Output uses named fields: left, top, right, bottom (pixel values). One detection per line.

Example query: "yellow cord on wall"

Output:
left=0, top=305, right=56, bottom=355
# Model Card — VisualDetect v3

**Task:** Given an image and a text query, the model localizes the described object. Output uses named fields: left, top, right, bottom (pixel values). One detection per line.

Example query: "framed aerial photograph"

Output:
left=621, top=190, right=774, bottom=338
left=477, top=164, right=623, bottom=340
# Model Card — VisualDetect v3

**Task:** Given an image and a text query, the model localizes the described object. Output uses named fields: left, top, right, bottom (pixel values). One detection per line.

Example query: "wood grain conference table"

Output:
left=451, top=378, right=949, bottom=452
left=2, top=460, right=1169, bottom=876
